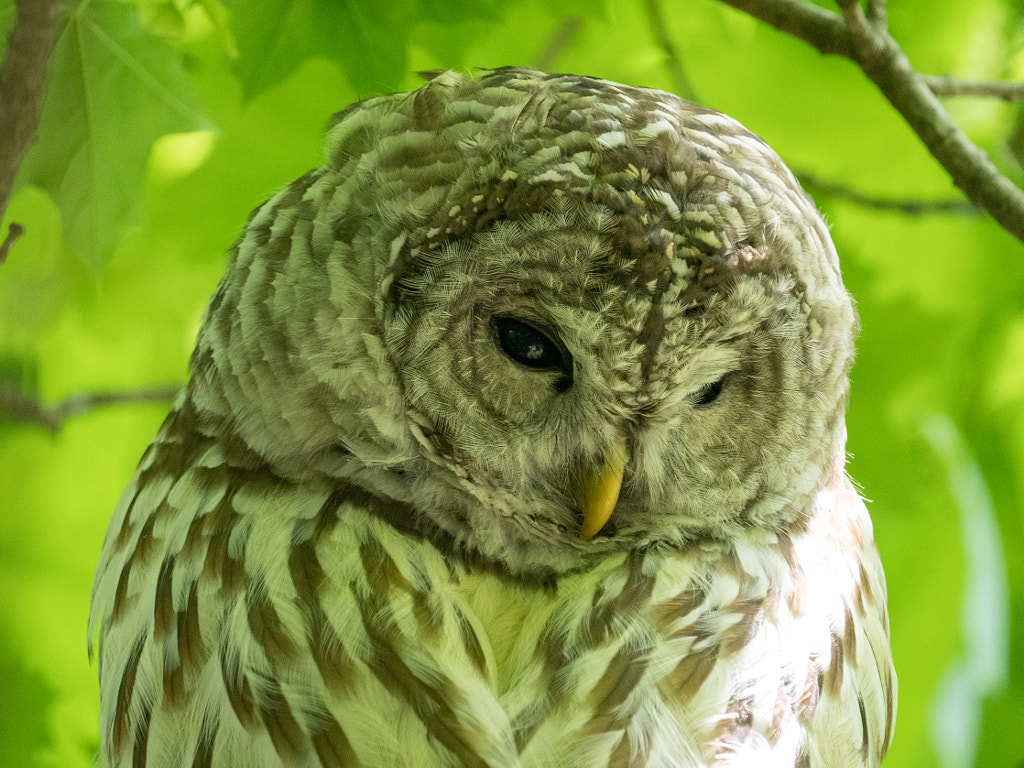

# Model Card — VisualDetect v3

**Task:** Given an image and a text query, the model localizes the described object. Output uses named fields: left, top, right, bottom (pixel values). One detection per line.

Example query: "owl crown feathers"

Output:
left=325, top=68, right=847, bottom=318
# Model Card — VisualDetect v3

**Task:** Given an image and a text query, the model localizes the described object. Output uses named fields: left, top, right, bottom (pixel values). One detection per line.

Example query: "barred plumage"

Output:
left=90, top=67, right=895, bottom=767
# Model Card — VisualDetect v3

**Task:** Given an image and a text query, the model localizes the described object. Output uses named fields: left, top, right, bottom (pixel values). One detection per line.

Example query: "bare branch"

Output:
left=924, top=75, right=1024, bottom=102
left=0, top=0, right=61, bottom=261
left=534, top=17, right=583, bottom=73
left=865, top=0, right=887, bottom=30
left=836, top=0, right=1024, bottom=242
left=714, top=0, right=1024, bottom=243
left=797, top=171, right=977, bottom=215
left=640, top=0, right=697, bottom=101
left=0, top=383, right=180, bottom=433
left=717, top=0, right=853, bottom=56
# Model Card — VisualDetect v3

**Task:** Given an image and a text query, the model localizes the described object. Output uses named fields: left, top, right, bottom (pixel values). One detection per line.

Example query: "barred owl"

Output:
left=89, top=67, right=896, bottom=768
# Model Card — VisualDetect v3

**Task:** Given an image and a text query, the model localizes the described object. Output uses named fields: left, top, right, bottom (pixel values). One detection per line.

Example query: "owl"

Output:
left=89, top=67, right=896, bottom=767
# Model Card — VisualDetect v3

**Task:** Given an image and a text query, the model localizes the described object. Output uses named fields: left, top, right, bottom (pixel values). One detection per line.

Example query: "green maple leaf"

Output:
left=16, top=1, right=208, bottom=269
left=226, top=0, right=410, bottom=97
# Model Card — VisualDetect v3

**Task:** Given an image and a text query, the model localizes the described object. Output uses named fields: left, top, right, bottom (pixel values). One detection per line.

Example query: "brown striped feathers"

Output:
left=89, top=67, right=895, bottom=767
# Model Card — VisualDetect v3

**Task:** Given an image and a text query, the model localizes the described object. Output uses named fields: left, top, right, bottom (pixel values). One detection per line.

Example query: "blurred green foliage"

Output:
left=0, top=0, right=1022, bottom=766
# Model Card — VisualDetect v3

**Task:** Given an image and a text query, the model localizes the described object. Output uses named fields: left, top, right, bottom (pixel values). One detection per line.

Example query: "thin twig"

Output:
left=534, top=17, right=583, bottom=73
left=797, top=171, right=977, bottom=215
left=0, top=0, right=61, bottom=263
left=924, top=75, right=1024, bottom=102
left=0, top=221, right=24, bottom=264
left=865, top=0, right=887, bottom=29
left=716, top=0, right=1024, bottom=244
left=640, top=0, right=697, bottom=100
left=0, top=384, right=181, bottom=433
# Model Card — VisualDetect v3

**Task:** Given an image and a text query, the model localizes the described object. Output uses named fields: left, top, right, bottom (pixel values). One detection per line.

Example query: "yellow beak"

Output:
left=575, top=436, right=628, bottom=541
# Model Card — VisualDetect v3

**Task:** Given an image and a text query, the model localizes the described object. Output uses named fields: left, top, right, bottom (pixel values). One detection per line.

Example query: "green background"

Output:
left=1, top=0, right=1022, bottom=766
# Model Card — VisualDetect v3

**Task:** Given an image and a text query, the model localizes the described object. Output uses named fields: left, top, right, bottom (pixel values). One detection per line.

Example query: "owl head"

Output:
left=188, top=67, right=857, bottom=577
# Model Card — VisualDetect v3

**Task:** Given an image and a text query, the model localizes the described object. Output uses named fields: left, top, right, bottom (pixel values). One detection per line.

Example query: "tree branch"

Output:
left=714, top=0, right=1024, bottom=243
left=836, top=0, right=1024, bottom=241
left=0, top=0, right=60, bottom=263
left=717, top=0, right=853, bottom=56
left=797, top=171, right=977, bottom=215
left=0, top=384, right=180, bottom=433
left=924, top=75, right=1024, bottom=102
left=865, top=0, right=887, bottom=29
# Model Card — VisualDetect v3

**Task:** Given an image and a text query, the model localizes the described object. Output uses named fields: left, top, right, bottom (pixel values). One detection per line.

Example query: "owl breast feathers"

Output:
left=90, top=67, right=896, bottom=767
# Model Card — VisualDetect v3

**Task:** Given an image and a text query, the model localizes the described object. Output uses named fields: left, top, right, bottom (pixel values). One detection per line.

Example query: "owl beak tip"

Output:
left=576, top=438, right=628, bottom=542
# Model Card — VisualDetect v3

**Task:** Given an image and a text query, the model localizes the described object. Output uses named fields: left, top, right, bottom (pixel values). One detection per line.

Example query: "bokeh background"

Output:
left=1, top=0, right=1022, bottom=766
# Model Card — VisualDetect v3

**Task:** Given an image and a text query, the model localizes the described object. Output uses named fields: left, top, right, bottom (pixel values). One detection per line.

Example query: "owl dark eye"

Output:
left=693, top=378, right=725, bottom=406
left=493, top=316, right=573, bottom=390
